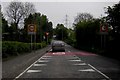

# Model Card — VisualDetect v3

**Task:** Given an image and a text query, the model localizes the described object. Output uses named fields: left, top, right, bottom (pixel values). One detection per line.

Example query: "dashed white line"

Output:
left=14, top=54, right=48, bottom=80
left=38, top=60, right=49, bottom=62
left=69, top=60, right=82, bottom=62
left=33, top=64, right=47, bottom=66
left=41, top=57, right=51, bottom=60
left=43, top=56, right=52, bottom=58
left=71, top=55, right=112, bottom=80
left=27, top=70, right=42, bottom=73
left=88, top=64, right=112, bottom=80
left=50, top=49, right=52, bottom=51
left=73, top=63, right=87, bottom=66
left=78, top=69, right=95, bottom=72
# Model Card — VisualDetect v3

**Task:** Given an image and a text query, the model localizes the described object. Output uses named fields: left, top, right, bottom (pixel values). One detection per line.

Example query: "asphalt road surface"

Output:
left=2, top=42, right=120, bottom=80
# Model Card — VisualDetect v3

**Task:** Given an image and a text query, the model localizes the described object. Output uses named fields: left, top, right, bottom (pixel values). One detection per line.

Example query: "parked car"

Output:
left=51, top=41, right=65, bottom=52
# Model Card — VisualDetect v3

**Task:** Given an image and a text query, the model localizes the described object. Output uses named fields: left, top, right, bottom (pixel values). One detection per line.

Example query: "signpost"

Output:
left=28, top=24, right=36, bottom=51
left=45, top=32, right=49, bottom=44
left=100, top=23, right=108, bottom=48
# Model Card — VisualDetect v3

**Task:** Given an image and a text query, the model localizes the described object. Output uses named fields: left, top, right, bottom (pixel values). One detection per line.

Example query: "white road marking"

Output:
left=27, top=70, right=42, bottom=73
left=38, top=60, right=49, bottom=62
left=50, top=49, right=52, bottom=51
left=88, top=64, right=112, bottom=80
left=43, top=56, right=52, bottom=58
left=14, top=54, right=46, bottom=80
left=41, top=57, right=51, bottom=60
left=53, top=52, right=65, bottom=55
left=69, top=60, right=81, bottom=62
left=78, top=69, right=95, bottom=72
left=73, top=63, right=87, bottom=66
left=33, top=64, right=47, bottom=66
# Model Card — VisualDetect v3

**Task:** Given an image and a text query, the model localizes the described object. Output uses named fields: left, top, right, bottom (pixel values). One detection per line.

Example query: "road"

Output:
left=2, top=42, right=120, bottom=80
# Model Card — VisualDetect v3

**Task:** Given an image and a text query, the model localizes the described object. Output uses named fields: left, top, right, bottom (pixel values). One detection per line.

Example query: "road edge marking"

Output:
left=88, top=64, right=112, bottom=80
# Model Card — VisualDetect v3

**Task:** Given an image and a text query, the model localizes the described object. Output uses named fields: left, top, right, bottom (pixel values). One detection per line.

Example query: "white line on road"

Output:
left=88, top=64, right=112, bottom=80
left=27, top=70, right=42, bottom=73
left=38, top=60, right=49, bottom=62
left=14, top=54, right=46, bottom=80
left=41, top=57, right=51, bottom=60
left=43, top=56, right=52, bottom=58
left=69, top=60, right=82, bottom=62
left=33, top=64, right=47, bottom=66
left=78, top=69, right=95, bottom=72
left=50, top=49, right=52, bottom=51
left=73, top=63, right=87, bottom=66
left=68, top=51, right=71, bottom=52
left=53, top=52, right=65, bottom=55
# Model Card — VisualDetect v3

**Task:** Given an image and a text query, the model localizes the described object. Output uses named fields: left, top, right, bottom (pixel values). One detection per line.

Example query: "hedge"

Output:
left=2, top=41, right=47, bottom=58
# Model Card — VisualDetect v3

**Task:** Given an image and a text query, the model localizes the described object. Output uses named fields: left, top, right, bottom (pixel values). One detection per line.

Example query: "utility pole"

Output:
left=65, top=14, right=68, bottom=28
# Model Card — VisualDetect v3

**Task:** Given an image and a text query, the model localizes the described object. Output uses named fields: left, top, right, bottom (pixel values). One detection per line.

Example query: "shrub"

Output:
left=2, top=41, right=47, bottom=58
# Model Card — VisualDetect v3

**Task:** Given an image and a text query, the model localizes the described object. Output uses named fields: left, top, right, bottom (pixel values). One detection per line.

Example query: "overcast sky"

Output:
left=1, top=1, right=119, bottom=28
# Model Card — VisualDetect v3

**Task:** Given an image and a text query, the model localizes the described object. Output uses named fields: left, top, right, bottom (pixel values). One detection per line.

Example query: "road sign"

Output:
left=100, top=24, right=108, bottom=35
left=28, top=24, right=36, bottom=34
left=45, top=32, right=49, bottom=36
left=100, top=24, right=108, bottom=32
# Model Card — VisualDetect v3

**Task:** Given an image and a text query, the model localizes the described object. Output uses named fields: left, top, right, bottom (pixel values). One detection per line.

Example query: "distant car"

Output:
left=51, top=41, right=65, bottom=52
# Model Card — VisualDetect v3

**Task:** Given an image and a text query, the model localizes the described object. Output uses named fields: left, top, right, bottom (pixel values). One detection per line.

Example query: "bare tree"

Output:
left=6, top=1, right=35, bottom=29
left=74, top=13, right=93, bottom=23
left=23, top=2, right=35, bottom=18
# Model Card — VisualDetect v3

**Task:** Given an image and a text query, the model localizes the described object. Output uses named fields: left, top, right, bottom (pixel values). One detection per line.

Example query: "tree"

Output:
left=74, top=13, right=93, bottom=24
left=105, top=2, right=120, bottom=56
left=6, top=2, right=35, bottom=29
left=24, top=13, right=53, bottom=43
left=106, top=2, right=120, bottom=37
left=0, top=5, right=2, bottom=34
left=74, top=12, right=100, bottom=50
left=2, top=17, right=9, bottom=33
left=55, top=24, right=68, bottom=40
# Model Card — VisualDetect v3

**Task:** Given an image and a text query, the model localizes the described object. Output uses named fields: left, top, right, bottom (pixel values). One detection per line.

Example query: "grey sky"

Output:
left=1, top=2, right=118, bottom=28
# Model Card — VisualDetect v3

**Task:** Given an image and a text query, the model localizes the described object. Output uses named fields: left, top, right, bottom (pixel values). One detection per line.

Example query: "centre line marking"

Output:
left=88, top=64, right=112, bottom=80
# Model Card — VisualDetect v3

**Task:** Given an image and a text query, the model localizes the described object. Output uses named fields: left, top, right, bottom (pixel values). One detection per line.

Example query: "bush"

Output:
left=2, top=41, right=47, bottom=58
left=42, top=41, right=47, bottom=47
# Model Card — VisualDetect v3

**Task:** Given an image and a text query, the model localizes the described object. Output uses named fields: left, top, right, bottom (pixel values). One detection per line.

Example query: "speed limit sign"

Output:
left=100, top=24, right=108, bottom=32
left=28, top=24, right=36, bottom=34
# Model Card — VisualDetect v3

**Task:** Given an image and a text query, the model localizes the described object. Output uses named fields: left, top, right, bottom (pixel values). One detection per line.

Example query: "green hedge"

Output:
left=2, top=41, right=47, bottom=58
